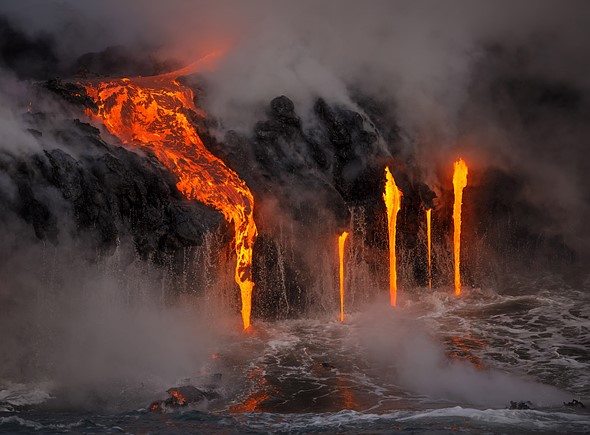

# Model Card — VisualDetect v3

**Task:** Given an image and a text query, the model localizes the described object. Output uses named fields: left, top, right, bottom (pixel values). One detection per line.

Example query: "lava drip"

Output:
left=338, top=231, right=349, bottom=322
left=426, top=208, right=432, bottom=289
left=82, top=72, right=258, bottom=329
left=452, top=158, right=468, bottom=296
left=383, top=167, right=403, bottom=307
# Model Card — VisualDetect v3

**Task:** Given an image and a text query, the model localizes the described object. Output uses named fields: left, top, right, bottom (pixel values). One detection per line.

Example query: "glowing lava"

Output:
left=383, top=166, right=403, bottom=307
left=452, top=158, right=468, bottom=296
left=338, top=231, right=349, bottom=322
left=426, top=208, right=432, bottom=289
left=82, top=60, right=257, bottom=329
left=168, top=389, right=187, bottom=405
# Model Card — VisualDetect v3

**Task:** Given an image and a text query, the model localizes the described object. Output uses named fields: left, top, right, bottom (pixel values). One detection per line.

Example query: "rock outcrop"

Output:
left=0, top=109, right=224, bottom=263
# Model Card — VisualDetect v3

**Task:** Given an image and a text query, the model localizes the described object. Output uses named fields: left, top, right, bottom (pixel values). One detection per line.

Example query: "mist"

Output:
left=0, top=231, right=232, bottom=409
left=354, top=302, right=570, bottom=407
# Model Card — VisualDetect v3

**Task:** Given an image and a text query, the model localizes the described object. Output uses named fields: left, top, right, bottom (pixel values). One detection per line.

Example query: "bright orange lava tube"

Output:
left=82, top=58, right=257, bottom=329
left=452, top=159, right=468, bottom=296
left=338, top=231, right=349, bottom=322
left=426, top=208, right=432, bottom=289
left=383, top=166, right=403, bottom=307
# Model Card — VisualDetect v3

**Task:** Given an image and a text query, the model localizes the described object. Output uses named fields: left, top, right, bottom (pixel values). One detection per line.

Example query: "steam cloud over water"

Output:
left=355, top=303, right=570, bottom=408
left=0, top=1, right=589, bottom=428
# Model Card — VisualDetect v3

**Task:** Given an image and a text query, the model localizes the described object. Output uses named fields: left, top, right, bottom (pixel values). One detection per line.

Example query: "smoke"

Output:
left=0, top=232, right=230, bottom=409
left=0, top=71, right=41, bottom=155
left=354, top=302, right=570, bottom=407
left=0, top=63, right=232, bottom=409
left=2, top=1, right=590, bottom=256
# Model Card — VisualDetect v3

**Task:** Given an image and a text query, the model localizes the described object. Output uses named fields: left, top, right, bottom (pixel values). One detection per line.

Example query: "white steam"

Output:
left=0, top=235, right=231, bottom=409
left=0, top=71, right=41, bottom=154
left=354, top=303, right=570, bottom=407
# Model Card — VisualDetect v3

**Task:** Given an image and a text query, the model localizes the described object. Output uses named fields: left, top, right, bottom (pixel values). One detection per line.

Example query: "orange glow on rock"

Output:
left=168, top=389, right=187, bottom=405
left=338, top=231, right=349, bottom=322
left=383, top=166, right=402, bottom=307
left=452, top=158, right=468, bottom=296
left=82, top=57, right=257, bottom=330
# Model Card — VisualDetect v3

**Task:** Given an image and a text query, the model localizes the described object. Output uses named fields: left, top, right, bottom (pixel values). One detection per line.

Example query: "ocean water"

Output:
left=2, top=284, right=589, bottom=434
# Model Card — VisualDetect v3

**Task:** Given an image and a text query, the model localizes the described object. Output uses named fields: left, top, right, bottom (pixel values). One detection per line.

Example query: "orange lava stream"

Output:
left=452, top=158, right=468, bottom=296
left=383, top=167, right=403, bottom=307
left=338, top=231, right=349, bottom=322
left=426, top=208, right=432, bottom=289
left=82, top=69, right=257, bottom=329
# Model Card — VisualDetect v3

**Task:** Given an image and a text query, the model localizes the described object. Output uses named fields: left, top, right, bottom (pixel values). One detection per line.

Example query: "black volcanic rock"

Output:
left=44, top=79, right=98, bottom=110
left=0, top=115, right=224, bottom=262
left=270, top=95, right=301, bottom=126
left=149, top=385, right=220, bottom=413
left=315, top=98, right=357, bottom=147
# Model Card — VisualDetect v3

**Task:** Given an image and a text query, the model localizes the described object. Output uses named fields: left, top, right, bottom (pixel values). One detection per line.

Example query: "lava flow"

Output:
left=168, top=389, right=187, bottom=406
left=426, top=208, right=432, bottom=289
left=82, top=62, right=258, bottom=329
left=338, top=231, right=349, bottom=322
left=452, top=158, right=468, bottom=296
left=383, top=166, right=403, bottom=307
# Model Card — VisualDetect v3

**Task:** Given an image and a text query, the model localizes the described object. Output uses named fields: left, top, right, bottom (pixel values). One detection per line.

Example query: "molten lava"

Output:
left=229, top=366, right=275, bottom=413
left=426, top=208, right=432, bottom=289
left=168, top=389, right=187, bottom=406
left=452, top=158, right=468, bottom=296
left=82, top=63, right=257, bottom=329
left=446, top=336, right=485, bottom=369
left=338, top=231, right=349, bottom=322
left=383, top=166, right=403, bottom=307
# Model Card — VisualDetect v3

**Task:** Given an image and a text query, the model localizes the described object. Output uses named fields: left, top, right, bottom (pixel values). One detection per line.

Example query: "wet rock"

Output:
left=509, top=400, right=533, bottom=410
left=417, top=182, right=437, bottom=210
left=149, top=386, right=219, bottom=413
left=270, top=95, right=300, bottom=127
left=44, top=79, right=97, bottom=110
left=204, top=92, right=435, bottom=317
left=564, top=399, right=585, bottom=408
left=0, top=115, right=223, bottom=261
left=314, top=98, right=354, bottom=147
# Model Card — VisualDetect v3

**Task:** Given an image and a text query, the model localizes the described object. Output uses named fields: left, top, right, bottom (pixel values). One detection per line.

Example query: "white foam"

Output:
left=398, top=406, right=590, bottom=430
left=0, top=415, right=43, bottom=430
left=0, top=382, right=53, bottom=407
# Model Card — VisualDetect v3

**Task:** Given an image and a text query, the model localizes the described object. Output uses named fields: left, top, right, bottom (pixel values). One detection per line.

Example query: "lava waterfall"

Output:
left=83, top=73, right=257, bottom=329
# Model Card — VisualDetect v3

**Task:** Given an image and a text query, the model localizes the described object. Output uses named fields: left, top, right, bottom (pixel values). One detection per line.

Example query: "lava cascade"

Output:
left=452, top=158, right=468, bottom=296
left=338, top=231, right=349, bottom=322
left=426, top=208, right=432, bottom=289
left=383, top=166, right=403, bottom=307
left=82, top=65, right=257, bottom=329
